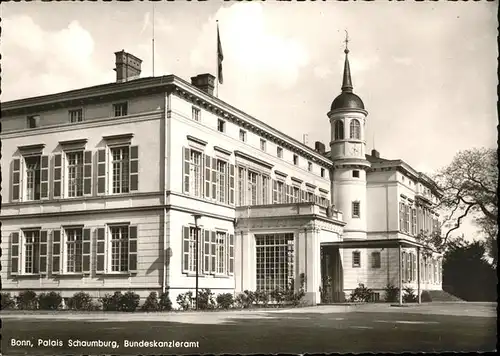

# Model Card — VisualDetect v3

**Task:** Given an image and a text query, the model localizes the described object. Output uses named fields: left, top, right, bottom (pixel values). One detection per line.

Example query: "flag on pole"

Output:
left=217, top=22, right=224, bottom=84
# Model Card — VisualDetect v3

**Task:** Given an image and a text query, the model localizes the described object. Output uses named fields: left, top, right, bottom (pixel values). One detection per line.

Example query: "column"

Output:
left=305, top=227, right=320, bottom=305
left=398, top=244, right=403, bottom=305
left=417, top=247, right=421, bottom=304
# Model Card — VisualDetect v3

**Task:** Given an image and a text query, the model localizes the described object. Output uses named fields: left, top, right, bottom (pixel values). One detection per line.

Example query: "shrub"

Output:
left=67, top=292, right=93, bottom=311
left=100, top=292, right=123, bottom=311
left=349, top=284, right=373, bottom=303
left=270, top=288, right=285, bottom=306
left=403, top=287, right=418, bottom=303
left=319, top=286, right=332, bottom=304
left=285, top=289, right=305, bottom=306
left=216, top=293, right=234, bottom=309
left=141, top=292, right=160, bottom=312
left=159, top=291, right=173, bottom=311
left=121, top=291, right=140, bottom=312
left=176, top=291, right=193, bottom=311
left=16, top=290, right=38, bottom=310
left=421, top=290, right=432, bottom=303
left=255, top=290, right=270, bottom=306
left=38, top=292, right=63, bottom=310
left=235, top=290, right=255, bottom=309
left=197, top=288, right=216, bottom=310
left=384, top=284, right=400, bottom=303
left=1, top=293, right=16, bottom=310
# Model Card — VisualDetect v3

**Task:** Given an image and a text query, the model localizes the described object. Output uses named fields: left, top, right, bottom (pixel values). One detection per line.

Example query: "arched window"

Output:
left=334, top=120, right=344, bottom=140
left=350, top=119, right=361, bottom=139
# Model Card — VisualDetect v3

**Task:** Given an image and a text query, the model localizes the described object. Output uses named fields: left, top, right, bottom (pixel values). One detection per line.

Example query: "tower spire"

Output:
left=341, top=30, right=353, bottom=93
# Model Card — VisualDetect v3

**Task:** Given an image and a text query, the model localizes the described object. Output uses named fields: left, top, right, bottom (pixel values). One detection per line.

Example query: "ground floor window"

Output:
left=255, top=233, right=294, bottom=292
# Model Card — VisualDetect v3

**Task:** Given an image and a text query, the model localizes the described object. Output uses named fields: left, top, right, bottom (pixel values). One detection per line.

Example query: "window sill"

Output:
left=96, top=272, right=136, bottom=276
left=12, top=273, right=44, bottom=278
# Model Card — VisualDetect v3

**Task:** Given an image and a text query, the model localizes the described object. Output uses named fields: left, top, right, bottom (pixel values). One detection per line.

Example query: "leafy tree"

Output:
left=431, top=147, right=497, bottom=262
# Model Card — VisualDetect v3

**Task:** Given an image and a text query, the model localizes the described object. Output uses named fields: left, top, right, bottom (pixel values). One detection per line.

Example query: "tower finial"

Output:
left=341, top=30, right=353, bottom=92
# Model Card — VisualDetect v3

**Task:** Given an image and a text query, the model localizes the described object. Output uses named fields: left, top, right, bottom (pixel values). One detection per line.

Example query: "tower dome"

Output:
left=330, top=48, right=365, bottom=111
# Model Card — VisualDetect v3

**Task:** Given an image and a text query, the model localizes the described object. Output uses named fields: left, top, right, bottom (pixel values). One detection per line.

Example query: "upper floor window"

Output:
left=109, top=225, right=129, bottom=272
left=239, top=129, right=247, bottom=142
left=67, top=151, right=84, bottom=197
left=247, top=171, right=258, bottom=205
left=189, top=150, right=203, bottom=197
left=352, top=201, right=360, bottom=218
left=293, top=186, right=300, bottom=203
left=352, top=251, right=361, bottom=268
left=350, top=119, right=360, bottom=139
left=334, top=120, right=344, bottom=140
left=25, top=156, right=41, bottom=201
left=217, top=119, right=225, bottom=133
left=111, top=147, right=130, bottom=194
left=352, top=170, right=360, bottom=178
left=262, top=176, right=270, bottom=204
left=321, top=168, right=325, bottom=178
left=113, top=102, right=128, bottom=117
left=371, top=252, right=381, bottom=268
left=27, top=115, right=40, bottom=129
left=293, top=155, right=299, bottom=166
left=273, top=180, right=285, bottom=203
left=308, top=161, right=313, bottom=172
left=65, top=228, right=83, bottom=273
left=277, top=147, right=283, bottom=158
left=237, top=167, right=246, bottom=206
left=69, top=109, right=83, bottom=123
left=216, top=160, right=227, bottom=203
left=192, top=106, right=201, bottom=121
left=260, top=139, right=267, bottom=152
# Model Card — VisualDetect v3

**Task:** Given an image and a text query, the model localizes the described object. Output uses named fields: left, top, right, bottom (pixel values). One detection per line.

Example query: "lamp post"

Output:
left=192, top=214, right=202, bottom=310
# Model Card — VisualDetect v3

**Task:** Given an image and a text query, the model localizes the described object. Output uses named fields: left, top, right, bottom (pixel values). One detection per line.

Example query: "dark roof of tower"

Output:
left=330, top=48, right=365, bottom=111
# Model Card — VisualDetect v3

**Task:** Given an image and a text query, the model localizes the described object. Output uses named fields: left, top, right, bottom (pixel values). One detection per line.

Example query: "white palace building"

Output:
left=0, top=47, right=444, bottom=306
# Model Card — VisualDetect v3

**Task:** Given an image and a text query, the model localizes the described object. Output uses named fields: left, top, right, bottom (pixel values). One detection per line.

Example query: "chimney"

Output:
left=315, top=141, right=326, bottom=154
left=114, top=50, right=142, bottom=83
left=191, top=74, right=216, bottom=96
left=371, top=149, right=380, bottom=158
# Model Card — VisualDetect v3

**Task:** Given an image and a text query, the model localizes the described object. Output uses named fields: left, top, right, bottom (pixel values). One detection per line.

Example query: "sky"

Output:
left=1, top=0, right=498, bottom=240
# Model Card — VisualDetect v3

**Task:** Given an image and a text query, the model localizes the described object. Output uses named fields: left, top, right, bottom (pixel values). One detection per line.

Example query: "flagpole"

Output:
left=216, top=20, right=219, bottom=98
left=152, top=4, right=155, bottom=77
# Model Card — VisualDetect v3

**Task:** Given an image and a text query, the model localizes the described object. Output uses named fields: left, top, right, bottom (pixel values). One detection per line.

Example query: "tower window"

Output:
left=352, top=201, right=360, bottom=218
left=352, top=170, right=360, bottom=178
left=334, top=120, right=344, bottom=140
left=352, top=251, right=361, bottom=268
left=350, top=119, right=361, bottom=139
left=27, top=115, right=40, bottom=128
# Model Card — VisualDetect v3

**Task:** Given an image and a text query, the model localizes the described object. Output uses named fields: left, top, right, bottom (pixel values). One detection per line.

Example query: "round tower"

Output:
left=328, top=43, right=371, bottom=240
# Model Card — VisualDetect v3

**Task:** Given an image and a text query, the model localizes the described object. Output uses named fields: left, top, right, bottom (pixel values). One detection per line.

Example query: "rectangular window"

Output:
left=399, top=203, right=405, bottom=231
left=216, top=160, right=227, bottom=203
left=111, top=147, right=130, bottom=194
left=352, top=201, right=360, bottom=218
left=239, top=129, right=247, bottom=142
left=237, top=167, right=245, bottom=206
left=308, top=162, right=313, bottom=172
left=183, top=227, right=197, bottom=273
left=307, top=191, right=314, bottom=202
left=262, top=176, right=270, bottom=204
left=353, top=170, right=360, bottom=178
left=321, top=168, right=325, bottom=178
left=293, top=186, right=300, bottom=203
left=110, top=226, right=129, bottom=272
left=260, top=139, right=266, bottom=151
left=276, top=181, right=284, bottom=203
left=65, top=228, right=83, bottom=273
left=217, top=119, right=225, bottom=133
left=247, top=171, right=258, bottom=205
left=113, top=102, right=128, bottom=117
left=255, top=233, right=294, bottom=292
left=293, top=155, right=299, bottom=166
left=215, top=231, right=226, bottom=274
left=371, top=251, right=381, bottom=268
left=411, top=208, right=417, bottom=235
left=405, top=205, right=410, bottom=233
left=277, top=147, right=283, bottom=158
left=69, top=109, right=83, bottom=123
left=352, top=251, right=361, bottom=268
left=192, top=107, right=201, bottom=121
left=25, top=156, right=41, bottom=201
left=27, top=115, right=40, bottom=128
left=24, top=230, right=40, bottom=274
left=67, top=151, right=84, bottom=197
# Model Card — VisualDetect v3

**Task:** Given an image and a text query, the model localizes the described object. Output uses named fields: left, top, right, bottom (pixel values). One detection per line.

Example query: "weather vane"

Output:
left=344, top=30, right=350, bottom=53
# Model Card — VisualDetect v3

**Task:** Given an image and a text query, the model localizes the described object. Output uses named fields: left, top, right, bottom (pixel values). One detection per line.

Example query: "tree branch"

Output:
left=443, top=202, right=477, bottom=245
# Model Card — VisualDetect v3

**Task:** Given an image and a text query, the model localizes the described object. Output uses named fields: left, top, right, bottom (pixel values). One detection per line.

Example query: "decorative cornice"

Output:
left=102, top=133, right=134, bottom=141
left=214, top=146, right=232, bottom=156
left=59, top=138, right=88, bottom=146
left=291, top=177, right=303, bottom=184
left=18, top=144, right=46, bottom=152
left=305, top=182, right=317, bottom=189
left=400, top=194, right=407, bottom=199
left=234, top=150, right=273, bottom=169
left=274, top=170, right=288, bottom=178
left=319, top=188, right=329, bottom=194
left=187, top=135, right=208, bottom=146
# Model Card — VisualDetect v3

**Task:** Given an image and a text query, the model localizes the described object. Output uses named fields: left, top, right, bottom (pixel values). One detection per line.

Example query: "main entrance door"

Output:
left=320, top=245, right=345, bottom=303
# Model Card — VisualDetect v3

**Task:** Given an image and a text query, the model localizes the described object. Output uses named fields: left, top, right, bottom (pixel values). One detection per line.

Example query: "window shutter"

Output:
left=210, top=231, right=216, bottom=274
left=129, top=146, right=139, bottom=192
left=10, top=232, right=20, bottom=275
left=97, top=149, right=106, bottom=195
left=203, top=230, right=210, bottom=274
left=204, top=155, right=211, bottom=198
left=53, top=154, right=62, bottom=198
left=39, top=230, right=48, bottom=274
left=211, top=158, right=217, bottom=200
left=52, top=229, right=61, bottom=275
left=83, top=151, right=93, bottom=196
left=228, top=233, right=234, bottom=275
left=12, top=159, right=21, bottom=202
left=40, top=155, right=49, bottom=200
left=82, top=228, right=91, bottom=274
left=96, top=227, right=106, bottom=274
left=128, top=225, right=138, bottom=273
left=273, top=180, right=277, bottom=203
left=183, top=148, right=191, bottom=194
left=229, top=164, right=235, bottom=205
left=182, top=226, right=190, bottom=273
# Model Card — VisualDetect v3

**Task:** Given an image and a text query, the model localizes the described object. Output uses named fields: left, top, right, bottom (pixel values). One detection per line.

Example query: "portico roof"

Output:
left=323, top=238, right=435, bottom=250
